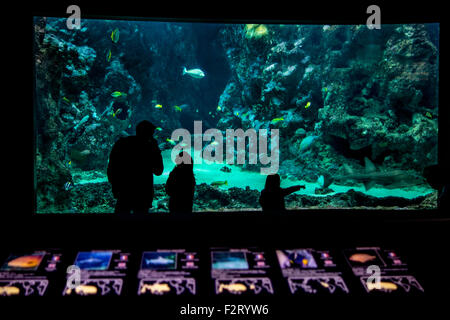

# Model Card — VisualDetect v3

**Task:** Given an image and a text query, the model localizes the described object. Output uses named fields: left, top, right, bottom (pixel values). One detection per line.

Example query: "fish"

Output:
left=349, top=253, right=376, bottom=263
left=62, top=97, right=71, bottom=104
left=7, top=255, right=42, bottom=268
left=217, top=106, right=222, bottom=111
left=154, top=104, right=163, bottom=109
left=218, top=283, right=247, bottom=294
left=111, top=91, right=127, bottom=98
left=80, top=149, right=91, bottom=156
left=425, top=111, right=433, bottom=119
left=235, top=112, right=239, bottom=116
left=320, top=281, right=330, bottom=288
left=367, top=281, right=398, bottom=292
left=110, top=28, right=120, bottom=43
left=305, top=101, right=311, bottom=109
left=264, top=63, right=277, bottom=72
left=0, top=286, right=20, bottom=296
left=155, top=127, right=162, bottom=131
left=246, top=24, right=268, bottom=39
left=75, top=285, right=98, bottom=295
left=253, top=24, right=268, bottom=37
left=211, top=180, right=228, bottom=187
left=182, top=67, right=205, bottom=79
left=333, top=157, right=428, bottom=191
left=106, top=49, right=111, bottom=62
left=299, top=135, right=318, bottom=152
left=141, top=283, right=171, bottom=294
left=174, top=105, right=182, bottom=112
left=145, top=256, right=174, bottom=265
left=271, top=117, right=284, bottom=124
left=112, top=108, right=122, bottom=117
left=64, top=181, right=73, bottom=191
left=166, top=138, right=176, bottom=146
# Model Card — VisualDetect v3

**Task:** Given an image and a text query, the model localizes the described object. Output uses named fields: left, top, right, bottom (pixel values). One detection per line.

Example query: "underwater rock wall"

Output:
left=217, top=24, right=438, bottom=180
left=66, top=182, right=434, bottom=213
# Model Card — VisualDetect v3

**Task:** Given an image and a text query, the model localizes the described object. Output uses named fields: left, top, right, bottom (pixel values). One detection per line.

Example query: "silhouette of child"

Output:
left=165, top=152, right=196, bottom=213
left=259, top=174, right=305, bottom=213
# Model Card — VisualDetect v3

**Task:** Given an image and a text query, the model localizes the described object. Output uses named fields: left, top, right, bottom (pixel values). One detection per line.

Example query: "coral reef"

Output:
left=33, top=18, right=438, bottom=212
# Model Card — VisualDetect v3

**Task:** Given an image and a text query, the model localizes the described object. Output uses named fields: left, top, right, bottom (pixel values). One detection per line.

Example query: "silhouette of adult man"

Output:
left=165, top=152, right=196, bottom=213
left=259, top=174, right=305, bottom=213
left=107, top=120, right=163, bottom=215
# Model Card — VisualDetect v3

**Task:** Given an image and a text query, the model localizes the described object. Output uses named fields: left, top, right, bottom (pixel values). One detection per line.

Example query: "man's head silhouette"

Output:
left=136, top=120, right=156, bottom=140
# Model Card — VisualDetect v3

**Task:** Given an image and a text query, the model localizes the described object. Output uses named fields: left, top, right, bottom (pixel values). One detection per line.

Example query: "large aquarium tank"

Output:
left=33, top=16, right=439, bottom=213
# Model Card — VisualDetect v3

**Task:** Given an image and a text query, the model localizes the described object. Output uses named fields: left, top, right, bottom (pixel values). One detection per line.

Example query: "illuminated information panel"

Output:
left=63, top=250, right=130, bottom=296
left=0, top=250, right=62, bottom=296
left=211, top=248, right=274, bottom=296
left=276, top=248, right=350, bottom=295
left=343, top=247, right=424, bottom=294
left=137, top=249, right=200, bottom=296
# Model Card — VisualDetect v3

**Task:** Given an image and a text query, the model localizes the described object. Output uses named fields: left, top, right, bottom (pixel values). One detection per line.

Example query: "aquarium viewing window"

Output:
left=33, top=15, right=439, bottom=213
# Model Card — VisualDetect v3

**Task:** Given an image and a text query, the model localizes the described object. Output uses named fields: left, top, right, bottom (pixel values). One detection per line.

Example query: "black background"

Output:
left=2, top=0, right=448, bottom=317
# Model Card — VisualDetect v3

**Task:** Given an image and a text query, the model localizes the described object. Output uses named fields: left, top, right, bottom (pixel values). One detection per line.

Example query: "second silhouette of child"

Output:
left=259, top=174, right=305, bottom=213
left=165, top=152, right=196, bottom=213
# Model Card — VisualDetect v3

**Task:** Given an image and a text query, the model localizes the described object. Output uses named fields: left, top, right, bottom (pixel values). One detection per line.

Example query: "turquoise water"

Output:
left=34, top=18, right=438, bottom=212
left=74, top=148, right=433, bottom=201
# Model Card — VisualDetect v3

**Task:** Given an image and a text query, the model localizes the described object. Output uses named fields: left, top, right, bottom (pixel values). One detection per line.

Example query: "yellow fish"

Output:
left=166, top=138, right=176, bottom=146
left=254, top=24, right=268, bottom=37
left=111, top=28, right=120, bottom=43
left=111, top=91, right=127, bottom=98
left=425, top=111, right=433, bottom=119
left=217, top=106, right=222, bottom=111
left=155, top=104, right=163, bottom=109
left=62, top=97, right=71, bottom=104
left=112, top=108, right=122, bottom=117
left=174, top=105, right=182, bottom=112
left=245, top=24, right=268, bottom=39
left=106, top=49, right=111, bottom=62
left=155, top=127, right=162, bottom=131
left=235, top=112, right=239, bottom=116
left=305, top=101, right=311, bottom=109
left=271, top=117, right=284, bottom=124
